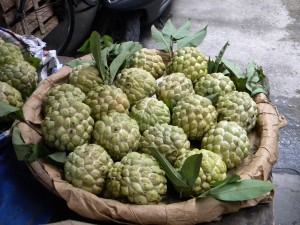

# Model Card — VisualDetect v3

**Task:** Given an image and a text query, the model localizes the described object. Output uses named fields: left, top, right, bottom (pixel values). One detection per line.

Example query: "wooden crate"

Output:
left=0, top=0, right=59, bottom=39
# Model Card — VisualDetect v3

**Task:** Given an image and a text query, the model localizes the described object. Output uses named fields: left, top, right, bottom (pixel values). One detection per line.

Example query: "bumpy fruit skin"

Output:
left=42, top=84, right=86, bottom=115
left=201, top=121, right=250, bottom=169
left=167, top=47, right=207, bottom=83
left=140, top=123, right=190, bottom=165
left=106, top=152, right=167, bottom=204
left=64, top=144, right=114, bottom=195
left=172, top=94, right=218, bottom=140
left=194, top=73, right=236, bottom=97
left=216, top=91, right=258, bottom=132
left=156, top=73, right=195, bottom=107
left=114, top=68, right=156, bottom=106
left=0, top=37, right=5, bottom=45
left=69, top=64, right=103, bottom=94
left=41, top=102, right=94, bottom=151
left=0, top=81, right=24, bottom=122
left=0, top=42, right=24, bottom=67
left=0, top=61, right=38, bottom=99
left=174, top=149, right=227, bottom=196
left=84, top=85, right=130, bottom=121
left=129, top=97, right=170, bottom=133
left=92, top=112, right=141, bottom=161
left=44, top=98, right=79, bottom=116
left=131, top=48, right=166, bottom=79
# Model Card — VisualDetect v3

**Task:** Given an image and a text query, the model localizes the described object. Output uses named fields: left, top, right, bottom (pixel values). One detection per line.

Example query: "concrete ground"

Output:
left=45, top=0, right=300, bottom=224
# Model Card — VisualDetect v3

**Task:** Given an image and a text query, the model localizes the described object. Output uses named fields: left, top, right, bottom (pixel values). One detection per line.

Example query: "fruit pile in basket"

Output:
left=2, top=20, right=275, bottom=206
left=0, top=36, right=39, bottom=131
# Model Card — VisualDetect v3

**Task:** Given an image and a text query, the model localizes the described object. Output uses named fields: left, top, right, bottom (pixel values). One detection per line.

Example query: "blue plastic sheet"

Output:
left=0, top=139, right=117, bottom=225
left=0, top=141, right=55, bottom=225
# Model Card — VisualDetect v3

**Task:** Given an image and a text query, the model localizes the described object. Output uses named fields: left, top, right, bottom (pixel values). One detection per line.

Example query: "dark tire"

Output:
left=82, top=0, right=99, bottom=7
left=92, top=8, right=142, bottom=42
left=91, top=8, right=123, bottom=41
left=124, top=12, right=142, bottom=42
left=49, top=0, right=75, bottom=55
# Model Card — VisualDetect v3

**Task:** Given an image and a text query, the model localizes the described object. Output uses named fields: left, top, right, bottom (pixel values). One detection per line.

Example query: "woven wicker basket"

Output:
left=17, top=54, right=286, bottom=224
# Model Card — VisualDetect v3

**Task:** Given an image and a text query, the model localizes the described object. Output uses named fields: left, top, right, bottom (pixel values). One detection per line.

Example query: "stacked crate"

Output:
left=0, top=0, right=59, bottom=39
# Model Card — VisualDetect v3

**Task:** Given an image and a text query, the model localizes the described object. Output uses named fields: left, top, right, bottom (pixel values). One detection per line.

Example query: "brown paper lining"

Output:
left=20, top=54, right=286, bottom=224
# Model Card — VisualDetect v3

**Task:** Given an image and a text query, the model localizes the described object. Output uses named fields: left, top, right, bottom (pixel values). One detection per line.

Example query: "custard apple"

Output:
left=172, top=94, right=218, bottom=140
left=0, top=81, right=24, bottom=123
left=201, top=120, right=250, bottom=169
left=139, top=123, right=190, bottom=165
left=174, top=149, right=227, bottom=196
left=64, top=144, right=114, bottom=195
left=0, top=42, right=24, bottom=67
left=92, top=112, right=141, bottom=161
left=156, top=73, right=195, bottom=107
left=42, top=84, right=86, bottom=115
left=69, top=64, right=103, bottom=94
left=129, top=97, right=170, bottom=133
left=41, top=102, right=94, bottom=151
left=0, top=61, right=38, bottom=99
left=167, top=47, right=207, bottom=83
left=194, top=72, right=236, bottom=97
left=130, top=48, right=166, bottom=79
left=216, top=91, right=258, bottom=132
left=106, top=152, right=167, bottom=204
left=114, top=68, right=156, bottom=106
left=84, top=85, right=130, bottom=121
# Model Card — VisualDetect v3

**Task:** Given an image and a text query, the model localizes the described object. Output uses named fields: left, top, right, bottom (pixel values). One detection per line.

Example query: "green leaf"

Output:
left=12, top=126, right=33, bottom=161
left=213, top=41, right=230, bottom=73
left=245, top=62, right=270, bottom=96
left=66, top=59, right=95, bottom=68
left=221, top=59, right=248, bottom=92
left=251, top=86, right=267, bottom=96
left=26, top=143, right=51, bottom=162
left=245, top=62, right=257, bottom=93
left=221, top=59, right=244, bottom=78
left=77, top=35, right=114, bottom=54
left=177, top=25, right=207, bottom=49
left=172, top=19, right=192, bottom=40
left=48, top=151, right=67, bottom=164
left=101, top=35, right=114, bottom=47
left=207, top=57, right=215, bottom=74
left=109, top=51, right=131, bottom=83
left=205, top=93, right=220, bottom=105
left=14, top=110, right=25, bottom=122
left=114, top=41, right=136, bottom=54
left=161, top=19, right=177, bottom=38
left=25, top=56, right=41, bottom=69
left=100, top=47, right=110, bottom=83
left=197, top=174, right=240, bottom=199
left=179, top=153, right=202, bottom=187
left=208, top=179, right=276, bottom=201
left=109, top=42, right=142, bottom=83
left=210, top=174, right=241, bottom=188
left=12, top=127, right=50, bottom=162
left=149, top=147, right=190, bottom=189
left=232, top=76, right=248, bottom=92
left=151, top=25, right=172, bottom=53
left=77, top=37, right=91, bottom=53
left=0, top=101, right=24, bottom=121
left=90, top=31, right=106, bottom=81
